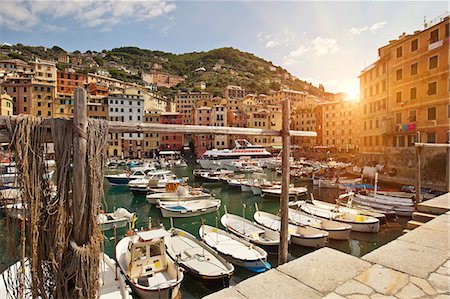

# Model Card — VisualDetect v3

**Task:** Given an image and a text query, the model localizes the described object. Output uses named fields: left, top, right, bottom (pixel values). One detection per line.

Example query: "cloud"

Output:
left=348, top=21, right=387, bottom=36
left=258, top=29, right=296, bottom=48
left=283, top=36, right=338, bottom=66
left=265, top=40, right=279, bottom=48
left=369, top=21, right=387, bottom=32
left=311, top=36, right=338, bottom=56
left=0, top=0, right=176, bottom=31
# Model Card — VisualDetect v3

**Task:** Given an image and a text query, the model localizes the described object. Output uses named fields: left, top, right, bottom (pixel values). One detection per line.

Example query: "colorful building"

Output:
left=160, top=112, right=184, bottom=151
left=143, top=109, right=162, bottom=157
left=0, top=92, right=13, bottom=116
left=1, top=77, right=32, bottom=114
left=224, top=85, right=245, bottom=100
left=141, top=71, right=185, bottom=88
left=174, top=91, right=212, bottom=125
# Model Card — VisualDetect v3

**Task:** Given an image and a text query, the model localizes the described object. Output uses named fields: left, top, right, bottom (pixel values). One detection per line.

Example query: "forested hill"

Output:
left=1, top=44, right=328, bottom=98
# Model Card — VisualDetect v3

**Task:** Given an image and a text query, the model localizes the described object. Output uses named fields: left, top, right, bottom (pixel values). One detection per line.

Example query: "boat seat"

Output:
left=138, top=276, right=150, bottom=287
left=227, top=219, right=265, bottom=236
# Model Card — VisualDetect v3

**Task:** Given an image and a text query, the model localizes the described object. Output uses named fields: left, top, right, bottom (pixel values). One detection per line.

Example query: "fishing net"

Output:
left=1, top=114, right=108, bottom=298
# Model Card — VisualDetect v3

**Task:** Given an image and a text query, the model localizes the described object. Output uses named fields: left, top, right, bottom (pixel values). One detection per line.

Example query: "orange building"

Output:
left=360, top=15, right=450, bottom=153
left=142, top=71, right=185, bottom=88
left=1, top=77, right=32, bottom=114
left=57, top=71, right=84, bottom=95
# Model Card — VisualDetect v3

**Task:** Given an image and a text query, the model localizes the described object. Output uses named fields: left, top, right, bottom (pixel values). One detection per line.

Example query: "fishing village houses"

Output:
left=0, top=15, right=448, bottom=171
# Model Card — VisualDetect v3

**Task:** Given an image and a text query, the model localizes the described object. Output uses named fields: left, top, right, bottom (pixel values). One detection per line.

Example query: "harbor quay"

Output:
left=204, top=193, right=450, bottom=299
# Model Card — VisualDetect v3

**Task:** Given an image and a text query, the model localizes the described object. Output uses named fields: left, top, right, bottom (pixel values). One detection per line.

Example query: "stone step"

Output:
left=417, top=194, right=450, bottom=215
left=407, top=220, right=424, bottom=230
left=412, top=211, right=437, bottom=223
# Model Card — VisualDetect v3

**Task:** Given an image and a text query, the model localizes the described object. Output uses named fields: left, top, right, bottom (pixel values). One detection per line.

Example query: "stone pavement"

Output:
left=204, top=211, right=450, bottom=299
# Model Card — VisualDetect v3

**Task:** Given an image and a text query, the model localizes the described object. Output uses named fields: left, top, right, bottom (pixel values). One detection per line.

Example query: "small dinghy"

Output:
left=158, top=199, right=221, bottom=218
left=116, top=228, right=184, bottom=299
left=353, top=193, right=415, bottom=217
left=165, top=228, right=234, bottom=284
left=300, top=202, right=380, bottom=233
left=199, top=225, right=270, bottom=273
left=288, top=208, right=351, bottom=240
left=253, top=209, right=328, bottom=248
left=97, top=208, right=136, bottom=231
left=220, top=212, right=282, bottom=248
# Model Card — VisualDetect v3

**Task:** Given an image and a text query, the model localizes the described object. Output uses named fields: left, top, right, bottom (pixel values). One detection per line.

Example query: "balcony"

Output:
left=428, top=40, right=443, bottom=51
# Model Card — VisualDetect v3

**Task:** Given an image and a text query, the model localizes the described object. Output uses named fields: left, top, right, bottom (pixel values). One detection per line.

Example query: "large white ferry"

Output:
left=198, top=139, right=273, bottom=170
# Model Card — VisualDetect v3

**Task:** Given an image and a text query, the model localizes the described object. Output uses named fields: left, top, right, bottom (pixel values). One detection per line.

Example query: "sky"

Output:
left=0, top=1, right=448, bottom=98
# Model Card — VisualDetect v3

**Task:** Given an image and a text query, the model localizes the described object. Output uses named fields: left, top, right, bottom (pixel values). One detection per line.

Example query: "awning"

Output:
left=159, top=150, right=179, bottom=155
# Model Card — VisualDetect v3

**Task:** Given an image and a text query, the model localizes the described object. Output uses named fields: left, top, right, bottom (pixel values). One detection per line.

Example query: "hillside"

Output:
left=0, top=44, right=327, bottom=98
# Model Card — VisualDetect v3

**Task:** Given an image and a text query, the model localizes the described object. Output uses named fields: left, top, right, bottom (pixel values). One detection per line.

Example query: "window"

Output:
left=396, top=69, right=403, bottom=81
left=396, top=91, right=402, bottom=103
left=410, top=87, right=417, bottom=100
left=427, top=132, right=436, bottom=143
left=396, top=46, right=402, bottom=58
left=409, top=110, right=416, bottom=122
left=427, top=82, right=437, bottom=95
left=429, top=55, right=438, bottom=69
left=430, top=29, right=439, bottom=44
left=410, top=63, right=418, bottom=75
left=448, top=104, right=450, bottom=119
left=396, top=112, right=402, bottom=124
left=411, top=39, right=418, bottom=51
left=382, top=80, right=386, bottom=91
left=398, top=136, right=405, bottom=147
left=428, top=107, right=436, bottom=120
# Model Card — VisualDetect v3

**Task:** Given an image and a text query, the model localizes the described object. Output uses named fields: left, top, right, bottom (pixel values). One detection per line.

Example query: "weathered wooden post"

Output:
left=415, top=145, right=422, bottom=204
left=446, top=131, right=450, bottom=192
left=279, top=98, right=290, bottom=265
left=73, top=87, right=88, bottom=243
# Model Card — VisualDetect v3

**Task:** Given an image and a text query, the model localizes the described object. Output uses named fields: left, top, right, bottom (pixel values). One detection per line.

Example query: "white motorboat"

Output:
left=158, top=198, right=221, bottom=218
left=116, top=228, right=184, bottom=299
left=227, top=178, right=246, bottom=188
left=128, top=170, right=183, bottom=194
left=199, top=225, right=270, bottom=273
left=253, top=210, right=328, bottom=248
left=200, top=170, right=234, bottom=183
left=220, top=213, right=282, bottom=248
left=288, top=208, right=351, bottom=240
left=300, top=202, right=380, bottom=233
left=0, top=253, right=132, bottom=299
left=97, top=208, right=135, bottom=231
left=225, top=158, right=263, bottom=173
left=260, top=186, right=307, bottom=200
left=198, top=139, right=273, bottom=170
left=105, top=166, right=156, bottom=186
left=146, top=186, right=211, bottom=205
left=165, top=228, right=234, bottom=283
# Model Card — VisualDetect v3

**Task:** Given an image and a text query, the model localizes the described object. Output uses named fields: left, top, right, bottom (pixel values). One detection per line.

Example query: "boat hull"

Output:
left=105, top=176, right=131, bottom=186
left=160, top=203, right=220, bottom=218
left=128, top=278, right=182, bottom=299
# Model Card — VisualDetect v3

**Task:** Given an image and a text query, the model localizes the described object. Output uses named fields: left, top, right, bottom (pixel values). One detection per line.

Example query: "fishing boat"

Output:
left=128, top=170, right=183, bottom=194
left=158, top=198, right=221, bottom=218
left=199, top=225, right=271, bottom=273
left=105, top=166, right=156, bottom=186
left=253, top=209, right=328, bottom=248
left=199, top=170, right=234, bottom=183
left=220, top=212, right=281, bottom=249
left=300, top=202, right=380, bottom=233
left=226, top=177, right=246, bottom=188
left=198, top=139, right=272, bottom=170
left=174, top=160, right=188, bottom=168
left=225, top=158, right=263, bottom=173
left=311, top=194, right=386, bottom=223
left=353, top=193, right=414, bottom=217
left=97, top=208, right=136, bottom=231
left=0, top=253, right=133, bottom=299
left=288, top=208, right=351, bottom=240
left=260, top=186, right=307, bottom=200
left=146, top=186, right=211, bottom=205
left=116, top=228, right=184, bottom=299
left=165, top=228, right=234, bottom=284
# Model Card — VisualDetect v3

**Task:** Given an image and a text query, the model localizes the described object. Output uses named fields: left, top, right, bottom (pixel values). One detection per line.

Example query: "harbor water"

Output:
left=0, top=164, right=408, bottom=299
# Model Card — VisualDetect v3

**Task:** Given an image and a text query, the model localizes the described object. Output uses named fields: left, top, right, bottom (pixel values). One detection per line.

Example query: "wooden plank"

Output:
left=279, top=98, right=290, bottom=265
left=0, top=116, right=317, bottom=142
left=72, top=88, right=88, bottom=244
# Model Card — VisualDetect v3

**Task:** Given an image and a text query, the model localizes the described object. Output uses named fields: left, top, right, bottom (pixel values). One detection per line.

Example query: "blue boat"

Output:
left=105, top=166, right=155, bottom=186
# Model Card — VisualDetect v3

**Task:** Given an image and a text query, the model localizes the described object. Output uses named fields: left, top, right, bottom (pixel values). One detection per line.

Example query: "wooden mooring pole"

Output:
left=73, top=88, right=88, bottom=244
left=279, top=98, right=290, bottom=265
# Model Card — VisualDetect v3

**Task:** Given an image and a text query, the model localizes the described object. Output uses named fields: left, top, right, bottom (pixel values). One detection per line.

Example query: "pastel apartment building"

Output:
left=142, top=71, right=185, bottom=88
left=160, top=112, right=184, bottom=151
